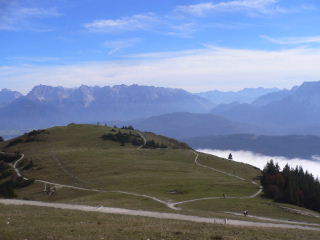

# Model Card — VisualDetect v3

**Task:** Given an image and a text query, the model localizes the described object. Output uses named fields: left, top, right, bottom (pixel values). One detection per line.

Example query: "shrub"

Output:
left=0, top=181, right=16, bottom=198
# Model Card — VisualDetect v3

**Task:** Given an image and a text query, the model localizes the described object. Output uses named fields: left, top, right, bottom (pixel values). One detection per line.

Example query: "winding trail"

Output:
left=12, top=153, right=25, bottom=178
left=9, top=148, right=175, bottom=209
left=168, top=152, right=262, bottom=209
left=1, top=199, right=320, bottom=231
left=2, top=141, right=320, bottom=230
left=8, top=139, right=262, bottom=211
left=137, top=131, right=147, bottom=150
left=194, top=152, right=245, bottom=181
left=280, top=206, right=320, bottom=218
left=224, top=211, right=320, bottom=227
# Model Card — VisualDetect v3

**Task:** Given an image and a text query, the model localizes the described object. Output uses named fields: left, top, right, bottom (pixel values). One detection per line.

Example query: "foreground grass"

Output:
left=1, top=204, right=320, bottom=240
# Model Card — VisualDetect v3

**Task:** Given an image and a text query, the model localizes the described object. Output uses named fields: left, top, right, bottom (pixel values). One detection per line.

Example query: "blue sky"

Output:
left=0, top=0, right=320, bottom=93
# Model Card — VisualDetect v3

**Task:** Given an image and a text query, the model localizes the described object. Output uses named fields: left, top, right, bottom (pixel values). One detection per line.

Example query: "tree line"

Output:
left=101, top=131, right=144, bottom=146
left=143, top=140, right=167, bottom=149
left=261, top=160, right=320, bottom=212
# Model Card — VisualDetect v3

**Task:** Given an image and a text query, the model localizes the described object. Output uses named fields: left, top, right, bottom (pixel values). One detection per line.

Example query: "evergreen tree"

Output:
left=261, top=160, right=320, bottom=212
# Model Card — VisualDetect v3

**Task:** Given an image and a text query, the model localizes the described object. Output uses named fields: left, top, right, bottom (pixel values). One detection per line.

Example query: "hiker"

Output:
left=243, top=210, right=249, bottom=216
left=49, top=186, right=56, bottom=196
left=44, top=184, right=51, bottom=195
left=228, top=153, right=233, bottom=160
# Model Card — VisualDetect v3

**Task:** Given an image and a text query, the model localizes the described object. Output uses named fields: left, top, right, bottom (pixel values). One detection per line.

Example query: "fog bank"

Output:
left=198, top=149, right=320, bottom=178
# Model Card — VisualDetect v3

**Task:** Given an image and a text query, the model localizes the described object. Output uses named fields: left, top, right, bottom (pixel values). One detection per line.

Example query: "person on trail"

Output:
left=49, top=186, right=56, bottom=196
left=44, top=184, right=51, bottom=195
left=243, top=210, right=248, bottom=216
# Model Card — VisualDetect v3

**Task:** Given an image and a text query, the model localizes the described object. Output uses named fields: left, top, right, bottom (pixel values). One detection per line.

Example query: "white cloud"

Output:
left=261, top=35, right=320, bottom=45
left=84, top=13, right=158, bottom=32
left=176, top=0, right=281, bottom=16
left=198, top=149, right=320, bottom=178
left=2, top=46, right=320, bottom=93
left=166, top=23, right=199, bottom=38
left=0, top=3, right=60, bottom=31
left=8, top=56, right=60, bottom=63
left=103, top=38, right=141, bottom=55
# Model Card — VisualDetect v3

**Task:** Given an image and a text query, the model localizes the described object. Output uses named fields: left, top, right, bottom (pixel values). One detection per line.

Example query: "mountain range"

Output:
left=0, top=84, right=214, bottom=130
left=211, top=81, right=320, bottom=135
left=0, top=89, right=22, bottom=108
left=1, top=81, right=320, bottom=139
left=110, top=112, right=263, bottom=139
left=196, top=87, right=279, bottom=104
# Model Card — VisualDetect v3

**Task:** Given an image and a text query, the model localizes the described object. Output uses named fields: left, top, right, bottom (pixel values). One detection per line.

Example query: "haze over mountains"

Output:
left=196, top=87, right=279, bottom=104
left=1, top=81, right=320, bottom=140
left=112, top=112, right=263, bottom=139
left=211, top=81, right=320, bottom=135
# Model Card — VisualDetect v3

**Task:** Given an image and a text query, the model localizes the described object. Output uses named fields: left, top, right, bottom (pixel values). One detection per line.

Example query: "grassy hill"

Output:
left=0, top=124, right=258, bottom=207
left=1, top=124, right=320, bottom=239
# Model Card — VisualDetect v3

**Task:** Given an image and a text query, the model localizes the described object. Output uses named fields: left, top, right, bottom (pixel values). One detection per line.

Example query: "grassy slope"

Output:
left=1, top=124, right=320, bottom=233
left=1, top=204, right=320, bottom=240
left=0, top=124, right=259, bottom=202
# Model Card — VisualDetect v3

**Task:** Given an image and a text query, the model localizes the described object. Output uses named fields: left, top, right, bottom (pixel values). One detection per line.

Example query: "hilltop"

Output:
left=1, top=124, right=320, bottom=239
left=0, top=124, right=259, bottom=207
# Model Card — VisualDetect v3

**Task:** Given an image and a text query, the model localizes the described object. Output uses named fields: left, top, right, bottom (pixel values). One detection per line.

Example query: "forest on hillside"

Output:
left=261, top=160, right=320, bottom=212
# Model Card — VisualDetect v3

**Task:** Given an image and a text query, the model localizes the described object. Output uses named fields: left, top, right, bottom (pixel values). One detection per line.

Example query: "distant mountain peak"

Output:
left=0, top=88, right=23, bottom=107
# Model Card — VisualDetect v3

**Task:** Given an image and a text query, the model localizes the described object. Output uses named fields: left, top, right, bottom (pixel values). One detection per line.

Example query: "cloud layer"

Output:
left=176, top=0, right=280, bottom=16
left=3, top=45, right=320, bottom=93
left=199, top=149, right=320, bottom=178
left=261, top=35, right=320, bottom=45
left=0, top=1, right=60, bottom=31
left=84, top=13, right=158, bottom=33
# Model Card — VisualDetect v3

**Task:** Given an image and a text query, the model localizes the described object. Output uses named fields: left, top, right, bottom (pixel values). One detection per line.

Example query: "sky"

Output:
left=0, top=0, right=320, bottom=93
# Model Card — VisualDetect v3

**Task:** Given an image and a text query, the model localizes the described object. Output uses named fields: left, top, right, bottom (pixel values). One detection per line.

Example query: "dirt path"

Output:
left=169, top=186, right=262, bottom=209
left=12, top=153, right=24, bottom=177
left=8, top=145, right=262, bottom=210
left=137, top=131, right=147, bottom=150
left=4, top=145, right=320, bottom=230
left=224, top=211, right=320, bottom=227
left=280, top=206, right=320, bottom=218
left=10, top=152, right=175, bottom=209
left=168, top=152, right=262, bottom=209
left=194, top=151, right=246, bottom=181
left=1, top=199, right=320, bottom=231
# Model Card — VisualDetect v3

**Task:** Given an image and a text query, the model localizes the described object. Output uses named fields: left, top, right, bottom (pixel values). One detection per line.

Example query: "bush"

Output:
left=143, top=140, right=167, bottom=149
left=5, top=138, right=24, bottom=148
left=0, top=152, right=20, bottom=163
left=0, top=181, right=16, bottom=198
left=26, top=129, right=46, bottom=137
left=102, top=131, right=144, bottom=146
left=121, top=125, right=134, bottom=130
left=0, top=170, right=12, bottom=180
left=14, top=177, right=35, bottom=188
